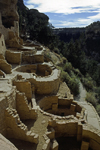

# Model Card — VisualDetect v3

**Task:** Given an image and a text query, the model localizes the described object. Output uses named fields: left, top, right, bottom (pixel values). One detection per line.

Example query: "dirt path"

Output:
left=75, top=81, right=100, bottom=130
left=75, top=81, right=87, bottom=102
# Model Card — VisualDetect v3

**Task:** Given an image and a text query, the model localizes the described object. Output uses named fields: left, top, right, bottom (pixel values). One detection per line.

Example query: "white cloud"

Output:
left=54, top=20, right=87, bottom=28
left=78, top=13, right=100, bottom=26
left=26, top=4, right=34, bottom=9
left=26, top=0, right=100, bottom=14
left=51, top=12, right=100, bottom=28
left=25, top=0, right=100, bottom=27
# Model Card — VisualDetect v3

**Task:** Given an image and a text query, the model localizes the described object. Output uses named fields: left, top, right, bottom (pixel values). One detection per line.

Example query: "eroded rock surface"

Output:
left=0, top=133, right=18, bottom=150
left=0, top=0, right=100, bottom=150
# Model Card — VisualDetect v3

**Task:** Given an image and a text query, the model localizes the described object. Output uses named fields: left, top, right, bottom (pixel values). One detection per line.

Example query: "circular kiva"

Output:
left=15, top=64, right=52, bottom=77
left=38, top=95, right=84, bottom=119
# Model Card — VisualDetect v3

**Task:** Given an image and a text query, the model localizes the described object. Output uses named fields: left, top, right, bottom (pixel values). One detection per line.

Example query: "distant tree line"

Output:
left=17, top=0, right=100, bottom=109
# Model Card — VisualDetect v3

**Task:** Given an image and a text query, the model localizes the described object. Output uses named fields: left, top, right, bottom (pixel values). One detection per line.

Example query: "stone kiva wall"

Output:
left=15, top=64, right=52, bottom=76
left=39, top=96, right=83, bottom=118
left=47, top=118, right=100, bottom=150
left=14, top=64, right=60, bottom=95
left=5, top=50, right=22, bottom=64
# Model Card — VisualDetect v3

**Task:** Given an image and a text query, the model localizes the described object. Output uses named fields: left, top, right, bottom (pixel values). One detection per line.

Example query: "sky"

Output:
left=23, top=0, right=100, bottom=28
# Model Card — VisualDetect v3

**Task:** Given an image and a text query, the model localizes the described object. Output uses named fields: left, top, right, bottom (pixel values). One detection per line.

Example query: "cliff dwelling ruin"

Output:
left=0, top=0, right=100, bottom=150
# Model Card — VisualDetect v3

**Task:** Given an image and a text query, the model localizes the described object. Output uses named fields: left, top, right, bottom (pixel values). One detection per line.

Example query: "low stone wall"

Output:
left=82, top=125, right=100, bottom=150
left=5, top=50, right=22, bottom=64
left=0, top=87, right=16, bottom=136
left=34, top=54, right=44, bottom=63
left=32, top=78, right=60, bottom=95
left=0, top=59, right=12, bottom=74
left=42, top=134, right=51, bottom=150
left=39, top=96, right=83, bottom=117
left=15, top=64, right=52, bottom=76
left=13, top=64, right=60, bottom=95
left=13, top=80, right=32, bottom=101
left=48, top=118, right=100, bottom=150
left=44, top=128, right=59, bottom=150
left=22, top=51, right=36, bottom=64
left=49, top=119, right=78, bottom=138
left=16, top=91, right=37, bottom=120
left=58, top=98, right=73, bottom=107
left=37, top=64, right=52, bottom=76
left=5, top=108, right=39, bottom=144
left=32, top=69, right=61, bottom=95
left=15, top=64, right=37, bottom=73
left=22, top=53, right=44, bottom=64
left=39, top=96, right=58, bottom=111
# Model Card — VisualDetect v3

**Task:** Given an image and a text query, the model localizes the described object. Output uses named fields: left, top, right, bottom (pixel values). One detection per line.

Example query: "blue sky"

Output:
left=23, top=0, right=100, bottom=28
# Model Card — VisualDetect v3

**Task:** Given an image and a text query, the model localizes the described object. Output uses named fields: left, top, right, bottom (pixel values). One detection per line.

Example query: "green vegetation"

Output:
left=60, top=61, right=80, bottom=96
left=61, top=70, right=79, bottom=96
left=17, top=0, right=100, bottom=114
left=85, top=92, right=97, bottom=107
left=96, top=105, right=100, bottom=116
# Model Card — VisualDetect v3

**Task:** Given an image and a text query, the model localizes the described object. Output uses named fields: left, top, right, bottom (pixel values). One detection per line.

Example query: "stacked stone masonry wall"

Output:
left=0, top=87, right=16, bottom=135
left=39, top=96, right=83, bottom=117
left=13, top=80, right=32, bottom=101
left=5, top=108, right=39, bottom=144
left=34, top=78, right=60, bottom=95
left=48, top=118, right=100, bottom=150
left=15, top=64, right=37, bottom=73
left=34, top=55, right=44, bottom=63
left=6, top=50, right=22, bottom=64
left=16, top=91, right=37, bottom=120
left=0, top=59, right=12, bottom=74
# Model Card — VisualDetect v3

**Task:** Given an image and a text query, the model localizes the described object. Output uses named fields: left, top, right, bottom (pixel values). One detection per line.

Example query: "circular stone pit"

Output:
left=38, top=95, right=85, bottom=119
left=15, top=64, right=52, bottom=77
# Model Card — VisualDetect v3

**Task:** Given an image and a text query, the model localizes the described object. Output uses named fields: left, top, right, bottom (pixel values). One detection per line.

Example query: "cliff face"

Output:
left=0, top=0, right=18, bottom=28
left=0, top=0, right=23, bottom=48
left=53, top=28, right=85, bottom=42
left=17, top=0, right=49, bottom=41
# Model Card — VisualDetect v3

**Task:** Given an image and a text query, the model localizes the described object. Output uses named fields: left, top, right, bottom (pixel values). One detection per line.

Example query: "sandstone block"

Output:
left=70, top=104, right=76, bottom=112
left=51, top=139, right=59, bottom=150
left=81, top=141, right=89, bottom=150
